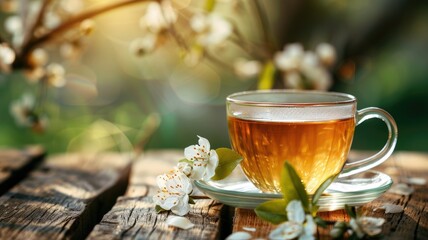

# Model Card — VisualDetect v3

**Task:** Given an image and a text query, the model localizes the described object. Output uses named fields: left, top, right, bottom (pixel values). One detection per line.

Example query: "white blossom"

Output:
left=60, top=0, right=84, bottom=14
left=139, top=1, right=176, bottom=34
left=190, top=13, right=232, bottom=48
left=269, top=200, right=316, bottom=240
left=46, top=63, right=66, bottom=87
left=349, top=216, right=385, bottom=238
left=153, top=170, right=193, bottom=216
left=176, top=162, right=192, bottom=176
left=184, top=136, right=219, bottom=181
left=4, top=15, right=23, bottom=34
left=44, top=11, right=61, bottom=29
left=0, top=43, right=15, bottom=71
left=10, top=93, right=35, bottom=127
left=274, top=43, right=304, bottom=72
left=79, top=19, right=95, bottom=35
left=234, top=58, right=261, bottom=79
left=274, top=43, right=336, bottom=91
left=28, top=48, right=48, bottom=67
left=4, top=15, right=24, bottom=47
left=316, top=43, right=336, bottom=67
left=283, top=71, right=303, bottom=89
left=9, top=93, right=47, bottom=132
left=129, top=35, right=158, bottom=56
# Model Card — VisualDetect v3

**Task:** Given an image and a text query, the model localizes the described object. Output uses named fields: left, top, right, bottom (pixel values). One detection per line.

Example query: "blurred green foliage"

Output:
left=0, top=0, right=427, bottom=153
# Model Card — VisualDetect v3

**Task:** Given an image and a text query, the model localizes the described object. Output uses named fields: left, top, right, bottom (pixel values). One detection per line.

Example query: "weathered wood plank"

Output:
left=231, top=151, right=428, bottom=239
left=0, top=146, right=45, bottom=196
left=0, top=153, right=132, bottom=240
left=359, top=152, right=428, bottom=240
left=88, top=150, right=225, bottom=240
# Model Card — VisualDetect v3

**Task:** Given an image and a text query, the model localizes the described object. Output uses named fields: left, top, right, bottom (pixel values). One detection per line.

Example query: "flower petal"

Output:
left=184, top=145, right=199, bottom=160
left=162, top=195, right=180, bottom=210
left=197, top=135, right=211, bottom=151
left=170, top=194, right=190, bottom=216
left=349, top=218, right=364, bottom=239
left=303, top=215, right=316, bottom=236
left=242, top=227, right=256, bottom=232
left=405, top=177, right=426, bottom=185
left=190, top=163, right=206, bottom=180
left=226, top=231, right=252, bottom=240
left=380, top=203, right=404, bottom=214
left=166, top=216, right=194, bottom=230
left=202, top=150, right=219, bottom=181
left=286, top=200, right=305, bottom=224
left=269, top=221, right=303, bottom=240
left=388, top=183, right=414, bottom=196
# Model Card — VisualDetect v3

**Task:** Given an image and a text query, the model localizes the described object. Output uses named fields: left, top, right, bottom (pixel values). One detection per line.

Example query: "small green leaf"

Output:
left=344, top=204, right=357, bottom=219
left=257, top=61, right=275, bottom=90
left=188, top=197, right=195, bottom=204
left=312, top=173, right=339, bottom=205
left=280, top=162, right=309, bottom=210
left=179, top=158, right=193, bottom=165
left=211, top=148, right=243, bottom=180
left=155, top=205, right=167, bottom=213
left=254, top=199, right=288, bottom=224
left=204, top=0, right=216, bottom=12
left=314, top=216, right=328, bottom=228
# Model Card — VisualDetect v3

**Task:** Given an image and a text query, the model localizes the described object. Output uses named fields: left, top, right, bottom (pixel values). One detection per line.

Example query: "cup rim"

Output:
left=226, top=89, right=356, bottom=107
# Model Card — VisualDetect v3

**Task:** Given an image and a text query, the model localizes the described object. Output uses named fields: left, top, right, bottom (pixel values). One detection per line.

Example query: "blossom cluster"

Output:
left=227, top=200, right=386, bottom=240
left=274, top=43, right=336, bottom=90
left=153, top=136, right=219, bottom=216
left=131, top=1, right=338, bottom=91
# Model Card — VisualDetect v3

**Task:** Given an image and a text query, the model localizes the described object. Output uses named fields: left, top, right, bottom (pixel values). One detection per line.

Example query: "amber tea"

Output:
left=228, top=116, right=355, bottom=194
left=226, top=90, right=397, bottom=194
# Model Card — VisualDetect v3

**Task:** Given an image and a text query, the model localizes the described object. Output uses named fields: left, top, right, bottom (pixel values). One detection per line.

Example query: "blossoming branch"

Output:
left=2, top=0, right=338, bottom=133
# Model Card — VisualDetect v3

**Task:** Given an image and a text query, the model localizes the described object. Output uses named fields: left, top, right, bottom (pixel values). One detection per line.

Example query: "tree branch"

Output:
left=14, top=0, right=158, bottom=68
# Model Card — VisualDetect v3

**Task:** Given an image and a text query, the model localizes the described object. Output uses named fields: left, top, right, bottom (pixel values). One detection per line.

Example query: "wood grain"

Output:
left=88, top=150, right=225, bottom=240
left=231, top=152, right=428, bottom=239
left=0, top=153, right=131, bottom=240
left=0, top=146, right=45, bottom=196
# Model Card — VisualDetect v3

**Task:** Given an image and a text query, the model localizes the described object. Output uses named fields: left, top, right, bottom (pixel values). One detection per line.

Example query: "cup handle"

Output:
left=339, top=107, right=398, bottom=178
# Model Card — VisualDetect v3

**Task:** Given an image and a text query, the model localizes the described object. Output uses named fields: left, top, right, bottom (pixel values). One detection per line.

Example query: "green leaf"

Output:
left=312, top=173, right=339, bottom=205
left=204, top=0, right=216, bottom=12
left=314, top=216, right=328, bottom=228
left=344, top=204, right=357, bottom=219
left=188, top=196, right=195, bottom=204
left=254, top=199, right=288, bottom=224
left=257, top=61, right=275, bottom=90
left=155, top=205, right=167, bottom=213
left=178, top=158, right=193, bottom=165
left=211, top=148, right=243, bottom=181
left=280, top=162, right=309, bottom=210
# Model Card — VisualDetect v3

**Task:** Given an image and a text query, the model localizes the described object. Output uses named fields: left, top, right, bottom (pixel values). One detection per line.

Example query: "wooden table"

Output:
left=0, top=148, right=426, bottom=239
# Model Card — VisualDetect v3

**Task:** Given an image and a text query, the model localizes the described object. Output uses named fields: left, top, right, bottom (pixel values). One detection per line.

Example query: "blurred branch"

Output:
left=229, top=23, right=269, bottom=59
left=250, top=0, right=276, bottom=56
left=21, top=0, right=53, bottom=54
left=14, top=0, right=159, bottom=68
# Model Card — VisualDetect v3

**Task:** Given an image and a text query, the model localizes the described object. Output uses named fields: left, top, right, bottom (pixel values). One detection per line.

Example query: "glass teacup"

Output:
left=227, top=90, right=398, bottom=194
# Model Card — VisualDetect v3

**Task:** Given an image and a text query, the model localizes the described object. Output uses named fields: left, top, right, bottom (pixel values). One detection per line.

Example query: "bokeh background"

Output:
left=0, top=0, right=427, bottom=153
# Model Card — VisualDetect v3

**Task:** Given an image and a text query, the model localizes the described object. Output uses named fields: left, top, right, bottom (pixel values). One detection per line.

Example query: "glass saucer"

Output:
left=194, top=170, right=392, bottom=211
